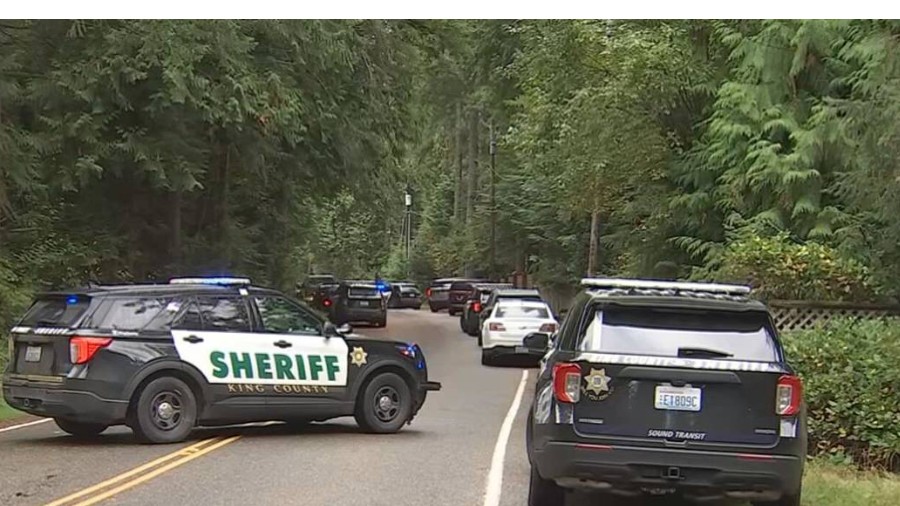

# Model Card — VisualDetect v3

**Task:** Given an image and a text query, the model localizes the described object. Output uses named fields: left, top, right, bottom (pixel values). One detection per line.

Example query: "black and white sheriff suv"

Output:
left=3, top=277, right=440, bottom=444
left=523, top=278, right=806, bottom=506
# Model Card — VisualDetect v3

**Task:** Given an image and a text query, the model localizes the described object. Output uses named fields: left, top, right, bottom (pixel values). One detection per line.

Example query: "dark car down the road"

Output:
left=459, top=283, right=513, bottom=336
left=333, top=281, right=388, bottom=327
left=447, top=279, right=489, bottom=316
left=524, top=278, right=806, bottom=506
left=388, top=282, right=423, bottom=309
left=2, top=277, right=439, bottom=444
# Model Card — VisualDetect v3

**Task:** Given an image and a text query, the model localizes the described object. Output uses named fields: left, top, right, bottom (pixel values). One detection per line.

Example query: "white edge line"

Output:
left=0, top=417, right=51, bottom=433
left=483, top=369, right=529, bottom=506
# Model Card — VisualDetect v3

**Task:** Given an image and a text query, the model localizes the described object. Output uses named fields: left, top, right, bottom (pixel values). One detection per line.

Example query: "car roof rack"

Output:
left=169, top=277, right=252, bottom=286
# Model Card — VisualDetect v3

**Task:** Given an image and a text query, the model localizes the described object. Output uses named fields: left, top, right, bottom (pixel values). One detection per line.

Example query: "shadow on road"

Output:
left=15, top=419, right=430, bottom=447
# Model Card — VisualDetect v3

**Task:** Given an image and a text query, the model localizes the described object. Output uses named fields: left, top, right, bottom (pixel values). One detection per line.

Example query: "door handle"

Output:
left=273, top=340, right=293, bottom=349
left=183, top=335, right=204, bottom=344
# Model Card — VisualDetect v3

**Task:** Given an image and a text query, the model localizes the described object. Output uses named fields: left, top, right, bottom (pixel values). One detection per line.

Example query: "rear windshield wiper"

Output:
left=677, top=347, right=733, bottom=359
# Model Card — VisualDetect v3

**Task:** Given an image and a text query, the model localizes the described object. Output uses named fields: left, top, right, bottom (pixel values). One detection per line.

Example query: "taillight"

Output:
left=426, top=288, right=432, bottom=298
left=539, top=323, right=557, bottom=333
left=488, top=322, right=505, bottom=331
left=776, top=375, right=802, bottom=416
left=323, top=298, right=332, bottom=307
left=473, top=302, right=482, bottom=313
left=70, top=336, right=112, bottom=365
left=553, top=363, right=581, bottom=403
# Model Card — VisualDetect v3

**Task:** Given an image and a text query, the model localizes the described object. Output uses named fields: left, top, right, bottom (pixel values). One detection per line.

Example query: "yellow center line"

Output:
left=70, top=435, right=242, bottom=506
left=42, top=437, right=223, bottom=506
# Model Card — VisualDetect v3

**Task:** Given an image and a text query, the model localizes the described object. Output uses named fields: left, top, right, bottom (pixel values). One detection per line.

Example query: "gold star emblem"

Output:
left=350, top=346, right=368, bottom=367
left=584, top=368, right=611, bottom=396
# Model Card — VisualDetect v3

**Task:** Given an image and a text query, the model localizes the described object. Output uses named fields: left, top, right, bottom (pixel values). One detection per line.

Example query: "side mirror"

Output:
left=324, top=322, right=351, bottom=338
left=523, top=332, right=550, bottom=351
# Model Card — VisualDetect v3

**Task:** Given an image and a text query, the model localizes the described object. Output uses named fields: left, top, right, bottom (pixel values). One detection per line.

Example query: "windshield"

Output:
left=348, top=287, right=379, bottom=298
left=577, top=307, right=780, bottom=362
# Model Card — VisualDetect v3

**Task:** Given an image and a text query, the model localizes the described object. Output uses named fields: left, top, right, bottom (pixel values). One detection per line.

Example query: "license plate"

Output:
left=654, top=385, right=701, bottom=412
left=359, top=300, right=370, bottom=307
left=25, top=346, right=42, bottom=362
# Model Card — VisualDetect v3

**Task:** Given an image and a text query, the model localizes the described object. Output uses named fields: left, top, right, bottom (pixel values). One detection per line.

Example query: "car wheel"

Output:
left=753, top=492, right=801, bottom=506
left=354, top=373, right=412, bottom=434
left=528, top=465, right=565, bottom=506
left=429, top=305, right=438, bottom=313
left=54, top=418, right=108, bottom=438
left=131, top=376, right=198, bottom=444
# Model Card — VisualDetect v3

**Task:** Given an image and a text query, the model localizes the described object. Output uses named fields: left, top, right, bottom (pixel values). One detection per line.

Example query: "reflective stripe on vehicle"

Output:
left=573, top=352, right=786, bottom=373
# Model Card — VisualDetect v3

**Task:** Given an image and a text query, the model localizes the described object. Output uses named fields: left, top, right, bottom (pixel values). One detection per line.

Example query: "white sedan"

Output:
left=480, top=300, right=557, bottom=365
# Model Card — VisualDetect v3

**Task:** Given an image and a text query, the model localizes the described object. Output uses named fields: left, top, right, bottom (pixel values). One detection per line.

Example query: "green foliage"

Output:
left=705, top=232, right=878, bottom=301
left=784, top=319, right=900, bottom=470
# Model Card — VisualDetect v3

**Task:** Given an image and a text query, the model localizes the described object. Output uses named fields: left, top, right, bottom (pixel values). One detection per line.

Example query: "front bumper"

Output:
left=2, top=380, right=128, bottom=424
left=532, top=441, right=803, bottom=501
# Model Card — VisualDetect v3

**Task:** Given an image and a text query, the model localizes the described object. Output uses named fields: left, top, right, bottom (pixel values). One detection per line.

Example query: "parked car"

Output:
left=333, top=281, right=388, bottom=327
left=297, top=273, right=339, bottom=303
left=479, top=299, right=558, bottom=365
left=388, top=282, right=423, bottom=309
left=477, top=288, right=544, bottom=340
left=524, top=278, right=806, bottom=506
left=447, top=279, right=490, bottom=316
left=459, top=283, right=513, bottom=335
left=425, top=278, right=465, bottom=312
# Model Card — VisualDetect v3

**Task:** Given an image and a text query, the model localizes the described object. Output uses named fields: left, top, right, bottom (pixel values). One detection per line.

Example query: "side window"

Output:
left=255, top=296, right=322, bottom=335
left=196, top=296, right=251, bottom=332
left=172, top=301, right=203, bottom=331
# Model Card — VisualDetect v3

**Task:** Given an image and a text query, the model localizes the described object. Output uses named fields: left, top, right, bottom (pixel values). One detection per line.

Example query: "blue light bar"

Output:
left=66, top=295, right=79, bottom=305
left=169, top=277, right=252, bottom=286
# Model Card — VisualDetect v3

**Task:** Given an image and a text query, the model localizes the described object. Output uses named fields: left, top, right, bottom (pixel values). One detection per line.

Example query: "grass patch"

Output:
left=802, top=459, right=900, bottom=505
left=0, top=393, right=22, bottom=421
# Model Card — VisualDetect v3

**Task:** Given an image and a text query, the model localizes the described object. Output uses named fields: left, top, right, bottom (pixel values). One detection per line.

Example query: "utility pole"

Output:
left=404, top=183, right=413, bottom=278
left=489, top=122, right=497, bottom=281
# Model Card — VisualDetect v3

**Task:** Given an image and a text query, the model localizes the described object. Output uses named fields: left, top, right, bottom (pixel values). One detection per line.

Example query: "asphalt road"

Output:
left=0, top=309, right=740, bottom=506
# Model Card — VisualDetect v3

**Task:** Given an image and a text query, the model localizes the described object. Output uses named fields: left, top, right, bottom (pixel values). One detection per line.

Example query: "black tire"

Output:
left=131, top=376, right=198, bottom=444
left=754, top=492, right=801, bottom=506
left=528, top=465, right=565, bottom=506
left=354, top=372, right=412, bottom=434
left=429, top=305, right=438, bottom=313
left=54, top=418, right=108, bottom=438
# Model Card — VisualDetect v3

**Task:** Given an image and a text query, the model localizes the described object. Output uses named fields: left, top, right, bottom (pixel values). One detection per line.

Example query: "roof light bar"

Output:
left=169, top=277, right=252, bottom=286
left=580, top=277, right=750, bottom=295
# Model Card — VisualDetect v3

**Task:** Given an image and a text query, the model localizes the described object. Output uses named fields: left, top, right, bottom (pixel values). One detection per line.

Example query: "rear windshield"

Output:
left=577, top=307, right=779, bottom=362
left=306, top=276, right=336, bottom=286
left=450, top=282, right=474, bottom=291
left=348, top=287, right=379, bottom=298
left=495, top=304, right=550, bottom=319
left=19, top=296, right=91, bottom=327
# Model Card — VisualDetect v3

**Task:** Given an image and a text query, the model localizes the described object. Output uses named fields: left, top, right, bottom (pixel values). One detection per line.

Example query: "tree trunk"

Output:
left=587, top=210, right=601, bottom=276
left=466, top=111, right=477, bottom=226
left=171, top=187, right=182, bottom=272
left=453, top=103, right=463, bottom=222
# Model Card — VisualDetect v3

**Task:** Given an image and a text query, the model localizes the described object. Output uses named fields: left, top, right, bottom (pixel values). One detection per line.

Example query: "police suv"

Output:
left=2, top=277, right=440, bottom=444
left=524, top=278, right=806, bottom=506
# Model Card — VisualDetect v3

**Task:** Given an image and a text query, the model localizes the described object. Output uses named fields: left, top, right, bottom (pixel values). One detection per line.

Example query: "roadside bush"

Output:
left=711, top=233, right=879, bottom=302
left=783, top=318, right=900, bottom=470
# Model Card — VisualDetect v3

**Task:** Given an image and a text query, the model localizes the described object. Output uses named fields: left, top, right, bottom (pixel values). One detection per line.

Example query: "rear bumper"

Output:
left=428, top=299, right=449, bottom=310
left=341, top=308, right=385, bottom=322
left=532, top=441, right=803, bottom=501
left=394, top=298, right=422, bottom=308
left=483, top=345, right=545, bottom=359
left=2, top=381, right=128, bottom=425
